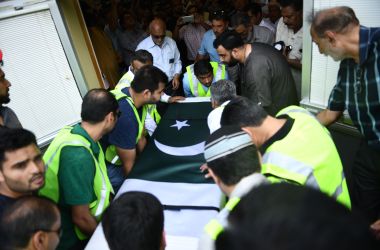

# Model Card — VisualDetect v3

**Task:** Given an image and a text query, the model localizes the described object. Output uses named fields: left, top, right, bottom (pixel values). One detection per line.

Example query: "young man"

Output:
left=214, top=31, right=298, bottom=116
left=183, top=59, right=228, bottom=97
left=39, top=89, right=118, bottom=249
left=0, top=196, right=61, bottom=250
left=102, top=191, right=165, bottom=250
left=221, top=96, right=351, bottom=208
left=199, top=125, right=268, bottom=250
left=104, top=65, right=167, bottom=192
left=310, top=6, right=380, bottom=235
left=0, top=128, right=44, bottom=217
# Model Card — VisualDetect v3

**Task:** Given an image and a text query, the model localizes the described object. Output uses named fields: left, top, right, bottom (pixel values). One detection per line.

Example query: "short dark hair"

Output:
left=0, top=128, right=37, bottom=170
left=205, top=126, right=260, bottom=186
left=102, top=191, right=164, bottom=250
left=221, top=96, right=268, bottom=127
left=194, top=59, right=213, bottom=76
left=310, top=6, right=359, bottom=38
left=0, top=196, right=59, bottom=249
left=213, top=31, right=244, bottom=50
left=210, top=80, right=236, bottom=105
left=210, top=8, right=229, bottom=22
left=247, top=2, right=262, bottom=16
left=279, top=0, right=303, bottom=11
left=131, top=65, right=168, bottom=93
left=131, top=50, right=153, bottom=64
left=81, top=88, right=119, bottom=124
left=216, top=183, right=376, bottom=250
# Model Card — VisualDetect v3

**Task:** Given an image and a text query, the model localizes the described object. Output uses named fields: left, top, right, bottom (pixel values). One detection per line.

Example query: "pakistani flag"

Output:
left=128, top=102, right=214, bottom=183
left=113, top=101, right=223, bottom=240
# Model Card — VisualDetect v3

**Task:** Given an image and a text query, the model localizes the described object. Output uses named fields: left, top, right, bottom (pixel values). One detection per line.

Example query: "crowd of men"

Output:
left=0, top=0, right=380, bottom=249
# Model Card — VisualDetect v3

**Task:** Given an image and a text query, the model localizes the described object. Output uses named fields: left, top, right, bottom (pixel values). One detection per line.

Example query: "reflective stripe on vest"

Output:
left=114, top=70, right=134, bottom=91
left=146, top=104, right=161, bottom=124
left=204, top=197, right=240, bottom=240
left=262, top=106, right=351, bottom=208
left=39, top=126, right=112, bottom=240
left=106, top=89, right=147, bottom=165
left=187, top=62, right=226, bottom=97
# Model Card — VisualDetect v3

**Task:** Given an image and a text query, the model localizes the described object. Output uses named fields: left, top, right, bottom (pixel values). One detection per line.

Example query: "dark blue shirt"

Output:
left=328, top=26, right=380, bottom=149
left=102, top=88, right=142, bottom=150
left=0, top=194, right=16, bottom=219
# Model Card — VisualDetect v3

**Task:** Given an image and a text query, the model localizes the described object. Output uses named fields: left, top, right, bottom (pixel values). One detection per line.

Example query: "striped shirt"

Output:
left=328, top=26, right=380, bottom=149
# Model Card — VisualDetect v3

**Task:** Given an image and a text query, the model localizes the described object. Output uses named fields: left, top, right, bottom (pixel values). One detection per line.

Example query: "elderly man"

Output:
left=310, top=6, right=380, bottom=236
left=183, top=59, right=228, bottom=97
left=207, top=79, right=237, bottom=133
left=214, top=31, right=298, bottom=116
left=136, top=18, right=182, bottom=94
left=0, top=128, right=44, bottom=217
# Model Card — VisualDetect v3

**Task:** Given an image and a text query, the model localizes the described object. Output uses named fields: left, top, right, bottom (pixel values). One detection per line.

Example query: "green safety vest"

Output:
left=114, top=70, right=134, bottom=91
left=186, top=62, right=226, bottom=97
left=262, top=106, right=351, bottom=208
left=204, top=197, right=240, bottom=240
left=39, top=126, right=112, bottom=240
left=114, top=71, right=161, bottom=124
left=106, top=89, right=147, bottom=165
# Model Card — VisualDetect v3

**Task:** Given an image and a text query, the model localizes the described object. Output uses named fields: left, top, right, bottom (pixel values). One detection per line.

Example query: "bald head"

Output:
left=150, top=18, right=166, bottom=46
left=310, top=6, right=359, bottom=38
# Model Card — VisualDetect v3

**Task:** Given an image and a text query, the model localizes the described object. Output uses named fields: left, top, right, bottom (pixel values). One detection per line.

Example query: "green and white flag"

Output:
left=128, top=102, right=214, bottom=183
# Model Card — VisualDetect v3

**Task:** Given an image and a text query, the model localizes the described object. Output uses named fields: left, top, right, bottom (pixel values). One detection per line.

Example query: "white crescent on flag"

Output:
left=154, top=139, right=205, bottom=156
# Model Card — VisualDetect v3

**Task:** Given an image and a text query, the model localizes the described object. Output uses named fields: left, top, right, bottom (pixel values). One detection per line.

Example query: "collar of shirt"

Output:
left=71, top=123, right=100, bottom=156
left=359, top=26, right=380, bottom=66
left=147, top=35, right=168, bottom=49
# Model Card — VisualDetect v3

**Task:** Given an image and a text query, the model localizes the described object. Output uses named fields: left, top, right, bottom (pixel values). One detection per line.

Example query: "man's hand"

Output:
left=371, top=219, right=380, bottom=239
left=168, top=96, right=185, bottom=103
left=200, top=163, right=211, bottom=179
left=172, top=74, right=180, bottom=90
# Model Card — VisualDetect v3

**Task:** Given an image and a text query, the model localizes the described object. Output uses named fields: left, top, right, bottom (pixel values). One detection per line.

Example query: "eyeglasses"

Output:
left=34, top=227, right=62, bottom=238
left=212, top=10, right=225, bottom=15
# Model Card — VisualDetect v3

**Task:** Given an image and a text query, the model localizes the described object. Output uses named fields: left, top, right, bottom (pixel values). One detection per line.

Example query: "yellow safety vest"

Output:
left=106, top=89, right=147, bottom=165
left=262, top=106, right=351, bottom=208
left=204, top=197, right=240, bottom=240
left=114, top=70, right=134, bottom=91
left=39, top=126, right=112, bottom=240
left=186, top=62, right=226, bottom=97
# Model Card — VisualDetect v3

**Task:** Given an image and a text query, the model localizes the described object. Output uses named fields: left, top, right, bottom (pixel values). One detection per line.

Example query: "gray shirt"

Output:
left=242, top=42, right=298, bottom=116
left=0, top=106, right=22, bottom=128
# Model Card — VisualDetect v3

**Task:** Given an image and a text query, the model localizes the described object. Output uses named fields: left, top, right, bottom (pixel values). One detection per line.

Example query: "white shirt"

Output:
left=275, top=17, right=303, bottom=60
left=136, top=36, right=182, bottom=81
left=207, top=101, right=230, bottom=134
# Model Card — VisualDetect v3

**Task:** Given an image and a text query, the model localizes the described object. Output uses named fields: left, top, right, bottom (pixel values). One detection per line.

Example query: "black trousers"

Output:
left=352, top=139, right=380, bottom=223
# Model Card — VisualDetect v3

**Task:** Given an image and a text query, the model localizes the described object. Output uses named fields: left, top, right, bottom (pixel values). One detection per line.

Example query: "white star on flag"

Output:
left=170, top=120, right=190, bottom=131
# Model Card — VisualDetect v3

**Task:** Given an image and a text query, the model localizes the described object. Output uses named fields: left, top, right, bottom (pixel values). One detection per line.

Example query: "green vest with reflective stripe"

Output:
left=186, top=62, right=226, bottom=97
left=39, top=126, right=112, bottom=240
left=262, top=106, right=351, bottom=208
left=114, top=70, right=134, bottom=91
left=106, top=89, right=147, bottom=165
left=204, top=197, right=240, bottom=240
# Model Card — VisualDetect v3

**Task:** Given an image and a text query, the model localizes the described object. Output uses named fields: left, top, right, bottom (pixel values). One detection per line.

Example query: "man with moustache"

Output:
left=0, top=128, right=44, bottom=217
left=0, top=59, right=22, bottom=128
left=213, top=31, right=298, bottom=116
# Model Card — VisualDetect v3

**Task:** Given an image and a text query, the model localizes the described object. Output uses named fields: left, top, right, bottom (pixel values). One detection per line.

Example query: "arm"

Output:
left=116, top=147, right=137, bottom=175
left=286, top=57, right=302, bottom=70
left=196, top=34, right=209, bottom=62
left=316, top=109, right=342, bottom=126
left=172, top=42, right=182, bottom=90
left=71, top=205, right=98, bottom=236
left=136, top=134, right=147, bottom=153
left=182, top=72, right=193, bottom=97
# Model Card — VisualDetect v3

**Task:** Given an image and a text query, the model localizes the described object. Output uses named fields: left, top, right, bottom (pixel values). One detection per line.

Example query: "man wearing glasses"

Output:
left=0, top=196, right=61, bottom=250
left=136, top=18, right=182, bottom=96
left=311, top=7, right=380, bottom=237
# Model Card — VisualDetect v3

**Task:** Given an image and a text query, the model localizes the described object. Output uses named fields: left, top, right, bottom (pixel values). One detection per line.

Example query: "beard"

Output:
left=226, top=57, right=239, bottom=67
left=0, top=94, right=10, bottom=104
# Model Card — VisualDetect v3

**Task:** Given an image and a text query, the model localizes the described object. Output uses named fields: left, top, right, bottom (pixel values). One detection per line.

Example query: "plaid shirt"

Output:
left=328, top=26, right=380, bottom=149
